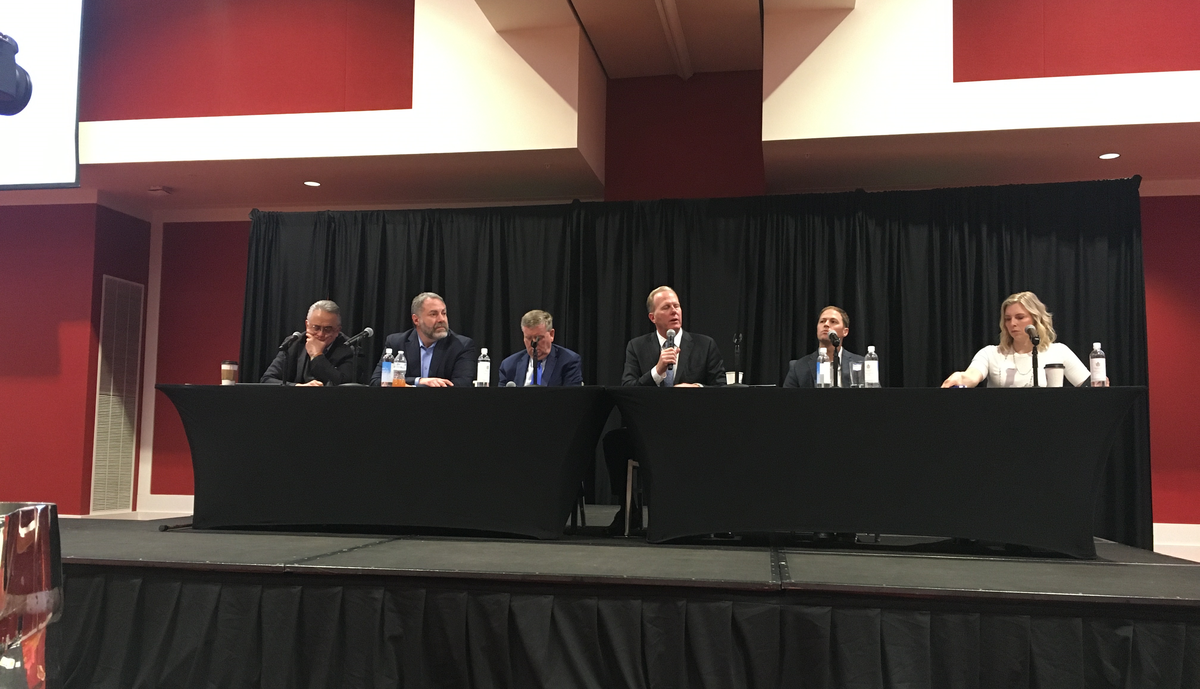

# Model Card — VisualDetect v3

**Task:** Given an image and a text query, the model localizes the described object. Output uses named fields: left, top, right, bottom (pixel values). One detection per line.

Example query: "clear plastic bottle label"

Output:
left=817, top=362, right=830, bottom=386
left=864, top=361, right=879, bottom=385
left=1091, top=359, right=1106, bottom=382
left=477, top=362, right=490, bottom=386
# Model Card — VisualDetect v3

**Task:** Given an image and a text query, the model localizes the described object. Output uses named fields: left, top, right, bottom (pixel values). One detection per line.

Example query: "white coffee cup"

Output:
left=1044, top=363, right=1065, bottom=388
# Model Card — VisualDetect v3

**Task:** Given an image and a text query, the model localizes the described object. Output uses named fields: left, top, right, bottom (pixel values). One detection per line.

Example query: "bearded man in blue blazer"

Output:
left=498, top=310, right=583, bottom=386
left=370, top=292, right=476, bottom=387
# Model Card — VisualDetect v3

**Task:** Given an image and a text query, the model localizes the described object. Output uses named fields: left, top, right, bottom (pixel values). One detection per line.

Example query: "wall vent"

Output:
left=90, top=275, right=145, bottom=513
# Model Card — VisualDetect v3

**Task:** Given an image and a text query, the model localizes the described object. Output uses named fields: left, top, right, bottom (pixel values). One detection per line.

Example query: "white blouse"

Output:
left=966, top=342, right=1090, bottom=388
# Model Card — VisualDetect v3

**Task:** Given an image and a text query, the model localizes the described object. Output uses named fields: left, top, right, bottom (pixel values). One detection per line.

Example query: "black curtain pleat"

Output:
left=60, top=569, right=1200, bottom=688
left=239, top=179, right=1150, bottom=548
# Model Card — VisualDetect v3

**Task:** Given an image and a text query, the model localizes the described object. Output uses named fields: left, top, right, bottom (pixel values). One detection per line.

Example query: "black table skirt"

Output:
left=609, top=387, right=1144, bottom=558
left=159, top=385, right=613, bottom=539
left=161, top=385, right=1142, bottom=555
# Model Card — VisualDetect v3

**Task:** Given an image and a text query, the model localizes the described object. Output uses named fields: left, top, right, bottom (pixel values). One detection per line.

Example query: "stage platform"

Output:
left=55, top=514, right=1200, bottom=688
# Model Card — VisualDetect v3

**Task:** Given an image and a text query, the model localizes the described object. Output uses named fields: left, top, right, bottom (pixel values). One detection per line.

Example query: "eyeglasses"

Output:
left=306, top=323, right=338, bottom=335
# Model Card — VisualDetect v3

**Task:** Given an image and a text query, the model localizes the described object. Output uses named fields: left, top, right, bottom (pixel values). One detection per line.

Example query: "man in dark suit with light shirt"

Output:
left=370, top=291, right=476, bottom=387
left=621, top=286, right=726, bottom=388
left=608, top=286, right=727, bottom=534
left=783, top=305, right=865, bottom=387
left=498, top=309, right=582, bottom=386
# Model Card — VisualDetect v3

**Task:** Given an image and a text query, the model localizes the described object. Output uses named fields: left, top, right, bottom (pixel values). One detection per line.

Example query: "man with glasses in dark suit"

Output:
left=261, top=300, right=357, bottom=386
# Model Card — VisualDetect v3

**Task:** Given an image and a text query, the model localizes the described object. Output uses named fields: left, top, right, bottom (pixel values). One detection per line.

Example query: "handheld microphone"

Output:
left=344, top=327, right=374, bottom=345
left=829, top=332, right=841, bottom=349
left=665, top=329, right=677, bottom=370
left=278, top=331, right=303, bottom=350
left=1024, top=324, right=1040, bottom=345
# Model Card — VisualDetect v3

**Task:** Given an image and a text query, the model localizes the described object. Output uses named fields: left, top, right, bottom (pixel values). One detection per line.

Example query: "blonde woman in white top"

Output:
left=941, top=291, right=1092, bottom=388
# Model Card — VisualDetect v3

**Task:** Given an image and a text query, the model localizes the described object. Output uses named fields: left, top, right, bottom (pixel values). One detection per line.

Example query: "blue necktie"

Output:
left=661, top=340, right=675, bottom=387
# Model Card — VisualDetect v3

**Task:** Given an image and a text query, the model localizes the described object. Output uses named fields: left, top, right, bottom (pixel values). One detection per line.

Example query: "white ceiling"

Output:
left=6, top=0, right=1196, bottom=220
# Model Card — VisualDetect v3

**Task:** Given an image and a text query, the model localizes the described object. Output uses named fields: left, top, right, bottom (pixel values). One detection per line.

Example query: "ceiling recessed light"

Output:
left=1098, top=153, right=1120, bottom=160
left=303, top=181, right=321, bottom=187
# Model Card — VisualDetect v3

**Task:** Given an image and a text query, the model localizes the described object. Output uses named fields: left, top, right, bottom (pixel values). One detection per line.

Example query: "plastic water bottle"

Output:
left=817, top=347, right=832, bottom=388
left=394, top=350, right=407, bottom=387
left=864, top=345, right=881, bottom=388
left=381, top=348, right=394, bottom=387
left=476, top=348, right=491, bottom=387
left=1089, top=342, right=1108, bottom=387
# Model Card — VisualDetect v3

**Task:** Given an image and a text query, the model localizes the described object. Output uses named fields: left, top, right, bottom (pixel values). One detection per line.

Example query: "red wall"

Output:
left=605, top=71, right=766, bottom=202
left=954, top=0, right=1200, bottom=82
left=0, top=205, right=153, bottom=514
left=1142, top=196, right=1200, bottom=523
left=79, top=0, right=415, bottom=121
left=151, top=221, right=251, bottom=495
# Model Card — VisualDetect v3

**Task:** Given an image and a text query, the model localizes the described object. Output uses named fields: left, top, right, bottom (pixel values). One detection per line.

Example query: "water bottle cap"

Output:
left=819, top=347, right=827, bottom=354
left=385, top=348, right=392, bottom=354
left=481, top=347, right=488, bottom=355
left=1093, top=342, right=1101, bottom=350
left=867, top=345, right=875, bottom=353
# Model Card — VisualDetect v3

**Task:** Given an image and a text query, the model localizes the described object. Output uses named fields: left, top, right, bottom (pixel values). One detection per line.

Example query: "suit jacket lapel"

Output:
left=405, top=331, right=422, bottom=378
left=675, top=332, right=692, bottom=382
left=644, top=334, right=660, bottom=373
left=519, top=351, right=532, bottom=386
left=428, top=334, right=448, bottom=379
left=539, top=346, right=558, bottom=385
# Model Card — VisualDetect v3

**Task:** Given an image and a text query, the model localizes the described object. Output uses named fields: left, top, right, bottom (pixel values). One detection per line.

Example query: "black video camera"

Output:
left=0, top=32, right=32, bottom=116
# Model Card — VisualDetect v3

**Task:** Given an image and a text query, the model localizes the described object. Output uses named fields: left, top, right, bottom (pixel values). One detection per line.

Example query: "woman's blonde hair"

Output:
left=998, top=291, right=1056, bottom=355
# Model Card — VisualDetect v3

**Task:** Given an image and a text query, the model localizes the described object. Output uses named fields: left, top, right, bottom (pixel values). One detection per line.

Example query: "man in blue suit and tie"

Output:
left=497, top=310, right=583, bottom=386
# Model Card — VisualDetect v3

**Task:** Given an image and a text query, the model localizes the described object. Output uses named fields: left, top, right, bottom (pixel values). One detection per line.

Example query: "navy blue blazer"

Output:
left=497, top=344, right=583, bottom=386
left=783, top=348, right=866, bottom=388
left=369, top=328, right=476, bottom=387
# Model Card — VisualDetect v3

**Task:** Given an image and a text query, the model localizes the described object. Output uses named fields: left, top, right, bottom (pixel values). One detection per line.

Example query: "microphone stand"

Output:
left=729, top=333, right=747, bottom=387
left=1030, top=334, right=1040, bottom=388
left=829, top=334, right=841, bottom=388
left=282, top=340, right=294, bottom=386
left=528, top=338, right=539, bottom=387
left=341, top=328, right=373, bottom=385
left=352, top=341, right=363, bottom=385
left=277, top=331, right=302, bottom=386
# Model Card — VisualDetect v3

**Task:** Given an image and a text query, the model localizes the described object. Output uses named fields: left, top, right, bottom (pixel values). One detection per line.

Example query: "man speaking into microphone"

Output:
left=261, top=300, right=357, bottom=385
left=498, top=310, right=582, bottom=386
left=621, top=286, right=727, bottom=388
left=607, top=286, right=727, bottom=534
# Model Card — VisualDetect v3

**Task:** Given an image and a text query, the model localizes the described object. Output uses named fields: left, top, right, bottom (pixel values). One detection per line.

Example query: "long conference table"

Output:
left=159, top=384, right=1144, bottom=558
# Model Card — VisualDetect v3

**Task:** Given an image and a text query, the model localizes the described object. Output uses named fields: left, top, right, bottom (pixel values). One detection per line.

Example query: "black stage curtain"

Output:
left=60, top=568, right=1200, bottom=689
left=240, top=178, right=1150, bottom=547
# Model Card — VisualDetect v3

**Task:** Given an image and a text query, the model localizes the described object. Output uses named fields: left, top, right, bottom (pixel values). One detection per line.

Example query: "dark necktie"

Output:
left=661, top=342, right=674, bottom=387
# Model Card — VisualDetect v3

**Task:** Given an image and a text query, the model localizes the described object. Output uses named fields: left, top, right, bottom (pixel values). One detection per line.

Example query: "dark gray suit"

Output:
left=622, top=330, right=727, bottom=387
left=783, top=349, right=866, bottom=388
